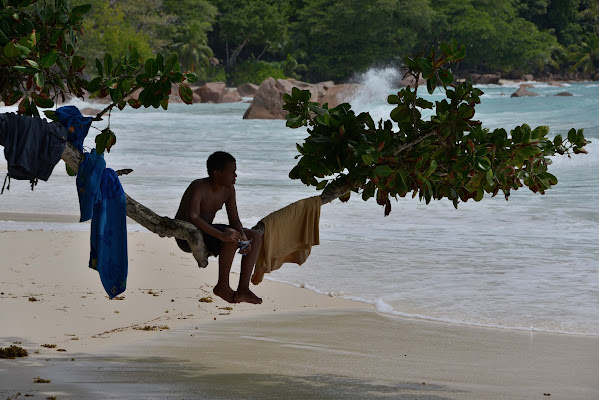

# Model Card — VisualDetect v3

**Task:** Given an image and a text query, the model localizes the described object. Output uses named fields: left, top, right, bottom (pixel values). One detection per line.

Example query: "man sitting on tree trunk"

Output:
left=175, top=151, right=263, bottom=304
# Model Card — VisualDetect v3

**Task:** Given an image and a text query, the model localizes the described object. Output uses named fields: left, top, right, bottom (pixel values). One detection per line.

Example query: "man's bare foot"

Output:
left=233, top=288, right=262, bottom=304
left=213, top=285, right=236, bottom=303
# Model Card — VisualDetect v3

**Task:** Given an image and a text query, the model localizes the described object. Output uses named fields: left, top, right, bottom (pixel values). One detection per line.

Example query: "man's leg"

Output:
left=213, top=241, right=238, bottom=303
left=233, top=228, right=263, bottom=304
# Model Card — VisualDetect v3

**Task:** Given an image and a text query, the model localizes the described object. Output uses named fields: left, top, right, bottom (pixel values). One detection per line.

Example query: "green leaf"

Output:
left=39, top=51, right=58, bottom=68
left=374, top=165, right=393, bottom=177
left=178, top=83, right=193, bottom=104
left=4, top=42, right=21, bottom=57
left=25, top=59, right=41, bottom=71
left=31, top=93, right=53, bottom=108
left=145, top=58, right=158, bottom=77
left=104, top=53, right=112, bottom=76
left=72, top=55, right=85, bottom=72
left=95, top=128, right=117, bottom=154
left=33, top=72, right=44, bottom=88
left=164, top=54, right=177, bottom=74
left=65, top=164, right=77, bottom=176
left=72, top=4, right=92, bottom=15
left=17, top=31, right=36, bottom=49
left=475, top=157, right=491, bottom=172
left=96, top=58, right=103, bottom=76
left=361, top=154, right=373, bottom=165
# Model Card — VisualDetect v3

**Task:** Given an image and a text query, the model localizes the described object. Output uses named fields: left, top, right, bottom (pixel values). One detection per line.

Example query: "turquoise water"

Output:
left=1, top=74, right=597, bottom=335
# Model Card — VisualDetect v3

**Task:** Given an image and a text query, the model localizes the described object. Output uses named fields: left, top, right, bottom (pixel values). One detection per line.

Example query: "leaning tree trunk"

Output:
left=2, top=123, right=434, bottom=269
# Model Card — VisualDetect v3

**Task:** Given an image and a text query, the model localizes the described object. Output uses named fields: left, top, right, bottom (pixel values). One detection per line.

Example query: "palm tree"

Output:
left=568, top=34, right=599, bottom=73
left=172, top=24, right=214, bottom=73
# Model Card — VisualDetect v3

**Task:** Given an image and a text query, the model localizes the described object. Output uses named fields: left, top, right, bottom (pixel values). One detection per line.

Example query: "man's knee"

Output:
left=245, top=229, right=262, bottom=246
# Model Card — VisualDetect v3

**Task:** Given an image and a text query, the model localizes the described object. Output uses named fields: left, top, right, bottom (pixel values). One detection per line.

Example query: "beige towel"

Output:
left=252, top=196, right=321, bottom=285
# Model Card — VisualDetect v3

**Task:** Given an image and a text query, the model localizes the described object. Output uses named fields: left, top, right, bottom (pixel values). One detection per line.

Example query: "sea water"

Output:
left=1, top=72, right=597, bottom=335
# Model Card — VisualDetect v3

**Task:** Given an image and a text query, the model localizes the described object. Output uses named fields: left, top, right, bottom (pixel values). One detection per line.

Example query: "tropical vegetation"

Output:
left=59, top=0, right=599, bottom=83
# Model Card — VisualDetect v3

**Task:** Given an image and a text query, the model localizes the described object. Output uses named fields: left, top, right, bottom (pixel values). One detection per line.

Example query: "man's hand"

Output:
left=221, top=228, right=241, bottom=243
left=239, top=242, right=251, bottom=255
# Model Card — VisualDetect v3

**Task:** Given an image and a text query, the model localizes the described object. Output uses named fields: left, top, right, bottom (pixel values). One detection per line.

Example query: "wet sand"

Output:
left=1, top=230, right=598, bottom=399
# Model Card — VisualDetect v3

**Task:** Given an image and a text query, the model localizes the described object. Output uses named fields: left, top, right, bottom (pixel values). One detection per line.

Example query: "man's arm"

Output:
left=187, top=184, right=239, bottom=242
left=225, top=187, right=247, bottom=241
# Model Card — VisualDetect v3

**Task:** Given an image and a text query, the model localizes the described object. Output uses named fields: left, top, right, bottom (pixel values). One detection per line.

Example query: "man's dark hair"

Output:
left=207, top=151, right=236, bottom=177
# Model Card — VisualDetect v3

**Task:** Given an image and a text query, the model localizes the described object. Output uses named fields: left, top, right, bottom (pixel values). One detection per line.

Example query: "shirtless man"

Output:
left=175, top=151, right=263, bottom=304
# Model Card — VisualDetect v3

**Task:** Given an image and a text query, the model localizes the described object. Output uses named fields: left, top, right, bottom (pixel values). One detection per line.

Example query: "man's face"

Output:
left=217, top=161, right=237, bottom=188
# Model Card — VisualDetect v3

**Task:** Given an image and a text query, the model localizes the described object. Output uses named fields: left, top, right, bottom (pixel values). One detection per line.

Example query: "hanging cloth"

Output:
left=89, top=167, right=128, bottom=298
left=54, top=106, right=93, bottom=152
left=252, top=196, right=321, bottom=285
left=0, top=113, right=66, bottom=191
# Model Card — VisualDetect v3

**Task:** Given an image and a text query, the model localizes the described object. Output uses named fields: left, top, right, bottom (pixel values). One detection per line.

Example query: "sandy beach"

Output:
left=1, top=228, right=598, bottom=399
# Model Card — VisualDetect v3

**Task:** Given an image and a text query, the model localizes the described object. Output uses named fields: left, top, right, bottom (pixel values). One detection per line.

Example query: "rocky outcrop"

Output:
left=237, top=83, right=259, bottom=97
left=243, top=78, right=287, bottom=119
left=469, top=73, right=501, bottom=84
left=196, top=82, right=226, bottom=103
left=79, top=107, right=102, bottom=115
left=401, top=73, right=425, bottom=88
left=521, top=74, right=534, bottom=81
left=555, top=92, right=573, bottom=96
left=243, top=78, right=362, bottom=120
left=222, top=88, right=243, bottom=103
left=511, top=85, right=539, bottom=97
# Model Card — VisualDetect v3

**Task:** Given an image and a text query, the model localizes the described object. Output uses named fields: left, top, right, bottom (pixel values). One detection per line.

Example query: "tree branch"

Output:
left=319, top=129, right=438, bottom=205
left=61, top=141, right=210, bottom=267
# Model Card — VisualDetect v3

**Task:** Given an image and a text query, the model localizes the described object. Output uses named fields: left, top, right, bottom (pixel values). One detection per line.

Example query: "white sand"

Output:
left=1, top=230, right=598, bottom=399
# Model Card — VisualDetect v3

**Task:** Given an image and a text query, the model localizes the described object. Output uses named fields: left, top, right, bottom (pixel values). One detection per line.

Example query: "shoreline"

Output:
left=1, top=230, right=598, bottom=399
left=0, top=218, right=597, bottom=338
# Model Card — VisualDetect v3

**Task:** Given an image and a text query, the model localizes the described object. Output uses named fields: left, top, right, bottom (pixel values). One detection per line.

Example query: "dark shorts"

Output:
left=176, top=224, right=230, bottom=256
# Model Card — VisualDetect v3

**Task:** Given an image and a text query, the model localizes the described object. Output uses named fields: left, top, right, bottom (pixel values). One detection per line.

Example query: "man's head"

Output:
left=207, top=151, right=236, bottom=177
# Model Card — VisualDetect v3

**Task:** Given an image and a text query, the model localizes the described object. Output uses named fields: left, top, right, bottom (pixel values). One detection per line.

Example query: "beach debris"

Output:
left=146, top=289, right=160, bottom=296
left=110, top=295, right=125, bottom=300
left=28, top=296, right=38, bottom=302
left=41, top=344, right=57, bottom=348
left=0, top=345, right=28, bottom=359
left=199, top=296, right=213, bottom=303
left=47, top=396, right=58, bottom=400
left=33, top=377, right=51, bottom=383
left=56, top=348, right=66, bottom=352
left=544, top=394, right=551, bottom=396
left=12, top=341, right=21, bottom=344
left=219, top=306, right=233, bottom=311
left=218, top=312, right=230, bottom=316
left=133, top=325, right=170, bottom=331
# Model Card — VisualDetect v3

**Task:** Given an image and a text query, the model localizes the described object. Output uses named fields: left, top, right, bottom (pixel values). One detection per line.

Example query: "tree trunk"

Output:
left=1, top=121, right=435, bottom=267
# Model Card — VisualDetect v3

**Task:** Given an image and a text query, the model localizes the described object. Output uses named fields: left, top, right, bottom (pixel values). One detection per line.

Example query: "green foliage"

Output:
left=283, top=43, right=589, bottom=214
left=0, top=1, right=198, bottom=155
left=430, top=0, right=561, bottom=73
left=229, top=60, right=286, bottom=86
left=0, top=0, right=90, bottom=116
left=87, top=50, right=198, bottom=110
left=211, top=0, right=289, bottom=69
left=73, top=0, right=154, bottom=64
left=568, top=34, right=599, bottom=73
left=293, top=0, right=400, bottom=81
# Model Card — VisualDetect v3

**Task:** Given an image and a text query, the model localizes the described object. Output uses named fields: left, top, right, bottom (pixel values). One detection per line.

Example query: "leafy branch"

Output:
left=283, top=42, right=590, bottom=215
left=1, top=0, right=198, bottom=154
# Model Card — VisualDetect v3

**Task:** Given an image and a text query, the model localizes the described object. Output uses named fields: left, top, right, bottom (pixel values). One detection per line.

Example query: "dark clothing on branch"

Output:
left=0, top=113, right=67, bottom=191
